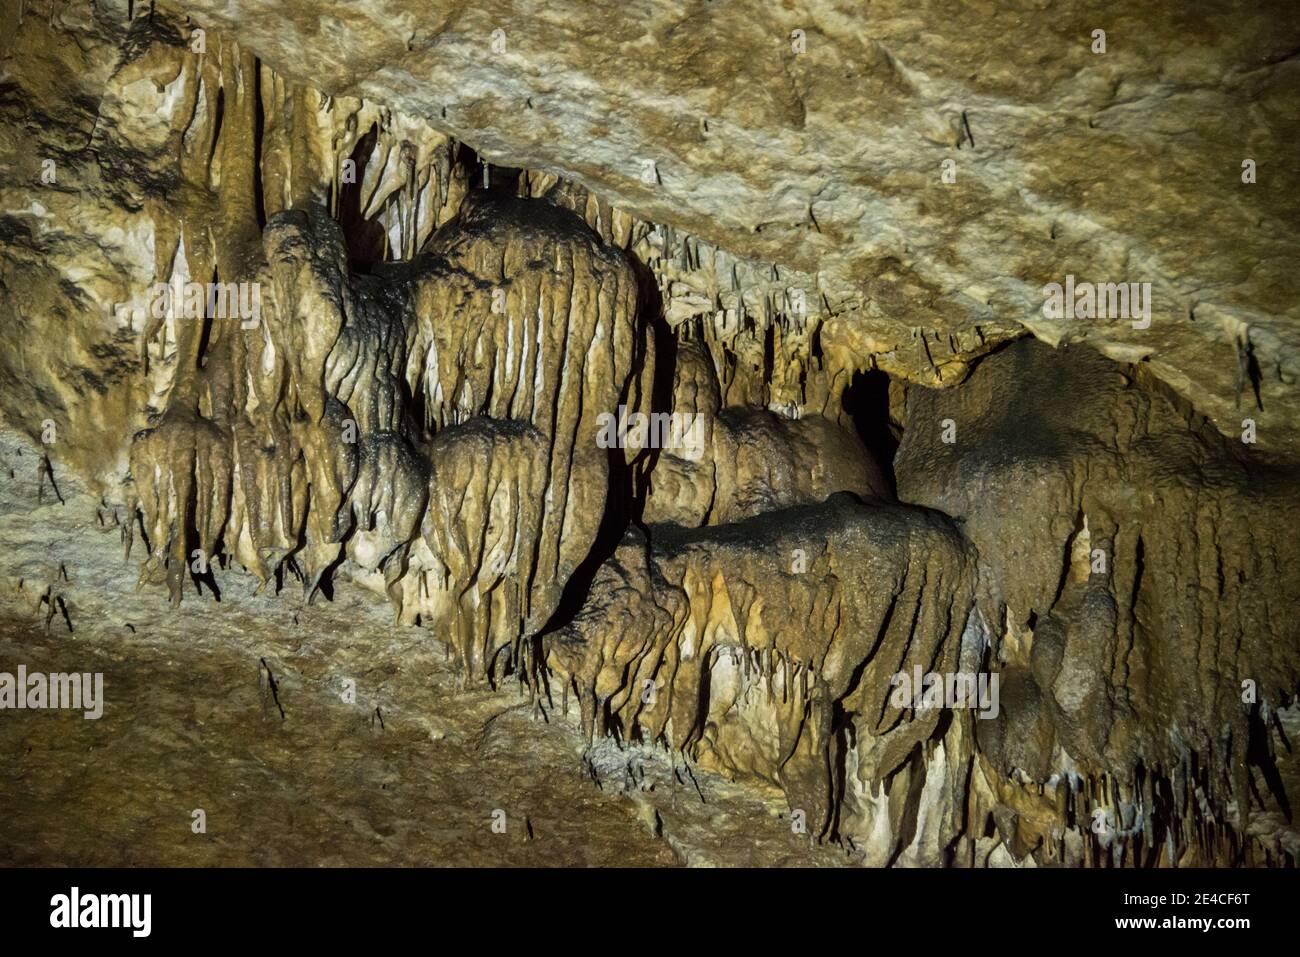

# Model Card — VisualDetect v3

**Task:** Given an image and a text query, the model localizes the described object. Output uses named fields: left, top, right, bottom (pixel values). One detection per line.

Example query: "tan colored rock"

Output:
left=3, top=0, right=1298, bottom=869
left=644, top=339, right=890, bottom=526
left=896, top=338, right=1300, bottom=864
left=548, top=494, right=977, bottom=842
left=162, top=0, right=1300, bottom=457
left=390, top=195, right=650, bottom=677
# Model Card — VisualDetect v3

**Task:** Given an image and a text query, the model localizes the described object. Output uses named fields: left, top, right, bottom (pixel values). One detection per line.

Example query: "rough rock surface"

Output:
left=643, top=339, right=890, bottom=526
left=0, top=430, right=847, bottom=867
left=549, top=494, right=977, bottom=856
left=158, top=0, right=1300, bottom=457
left=897, top=339, right=1300, bottom=865
left=1, top=1, right=1297, bottom=868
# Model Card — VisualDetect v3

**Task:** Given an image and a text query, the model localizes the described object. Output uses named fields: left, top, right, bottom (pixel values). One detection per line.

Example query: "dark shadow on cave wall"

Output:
left=841, top=369, right=899, bottom=499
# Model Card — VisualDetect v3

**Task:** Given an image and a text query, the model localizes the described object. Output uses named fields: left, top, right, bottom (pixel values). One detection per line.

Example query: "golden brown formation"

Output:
left=2, top=2, right=1297, bottom=868
left=898, top=340, right=1300, bottom=866
left=549, top=496, right=977, bottom=854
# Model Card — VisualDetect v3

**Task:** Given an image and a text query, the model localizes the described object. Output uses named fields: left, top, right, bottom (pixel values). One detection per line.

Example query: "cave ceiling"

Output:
left=163, top=0, right=1300, bottom=455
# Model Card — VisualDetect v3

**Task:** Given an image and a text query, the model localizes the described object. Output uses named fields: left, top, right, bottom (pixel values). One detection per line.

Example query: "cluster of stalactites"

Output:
left=257, top=76, right=467, bottom=258
left=123, top=34, right=653, bottom=690
left=389, top=195, right=652, bottom=679
left=122, top=27, right=467, bottom=605
left=132, top=198, right=651, bottom=669
left=130, top=200, right=362, bottom=604
left=521, top=175, right=834, bottom=415
left=965, top=750, right=1281, bottom=867
left=547, top=495, right=977, bottom=841
left=122, top=34, right=839, bottom=671
left=128, top=32, right=324, bottom=603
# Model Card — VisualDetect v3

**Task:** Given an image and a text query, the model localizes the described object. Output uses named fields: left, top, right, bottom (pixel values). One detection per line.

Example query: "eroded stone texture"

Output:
left=548, top=494, right=977, bottom=847
left=1, top=5, right=187, bottom=488
left=131, top=186, right=651, bottom=688
left=2, top=1, right=1297, bottom=869
left=1, top=430, right=858, bottom=868
left=160, top=0, right=1300, bottom=459
left=896, top=339, right=1300, bottom=865
left=395, top=195, right=649, bottom=679
left=643, top=338, right=890, bottom=526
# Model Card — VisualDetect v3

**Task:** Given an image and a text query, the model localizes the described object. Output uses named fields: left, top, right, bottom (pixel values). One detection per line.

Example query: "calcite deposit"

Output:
left=897, top=339, right=1300, bottom=865
left=549, top=494, right=977, bottom=850
left=0, top=0, right=1297, bottom=869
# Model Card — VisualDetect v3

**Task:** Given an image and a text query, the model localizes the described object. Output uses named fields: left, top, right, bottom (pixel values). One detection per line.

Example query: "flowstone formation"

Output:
left=897, top=340, right=1300, bottom=866
left=134, top=188, right=651, bottom=684
left=549, top=495, right=978, bottom=859
left=1, top=1, right=1298, bottom=869
left=641, top=339, right=891, bottom=527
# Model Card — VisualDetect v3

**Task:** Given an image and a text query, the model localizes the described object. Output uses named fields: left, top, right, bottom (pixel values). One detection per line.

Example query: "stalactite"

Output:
left=548, top=494, right=977, bottom=845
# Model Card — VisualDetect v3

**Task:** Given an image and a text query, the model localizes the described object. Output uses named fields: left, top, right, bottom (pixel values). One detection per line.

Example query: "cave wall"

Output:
left=1, top=1, right=1297, bottom=867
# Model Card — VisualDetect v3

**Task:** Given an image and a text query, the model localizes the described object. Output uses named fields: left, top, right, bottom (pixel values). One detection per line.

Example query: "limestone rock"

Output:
left=896, top=338, right=1300, bottom=864
left=644, top=339, right=890, bottom=526
left=160, top=0, right=1300, bottom=457
left=548, top=494, right=977, bottom=843
left=1, top=0, right=1297, bottom=869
